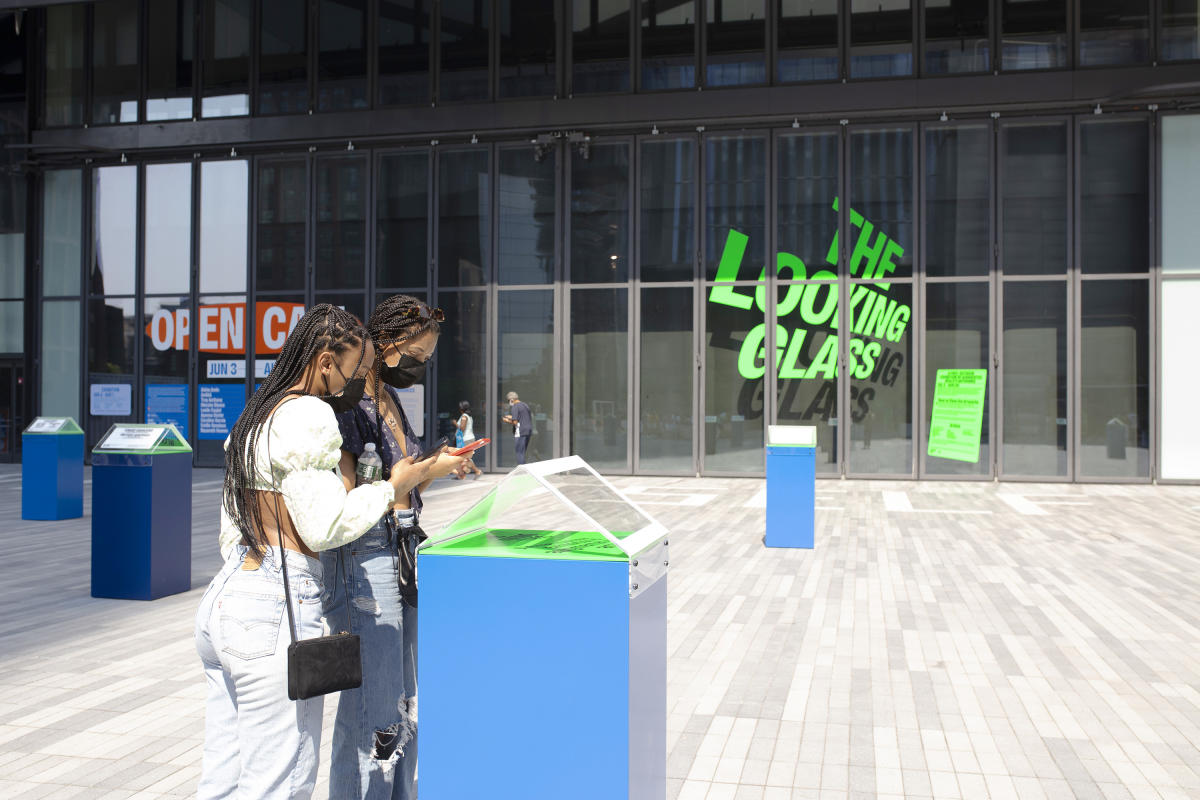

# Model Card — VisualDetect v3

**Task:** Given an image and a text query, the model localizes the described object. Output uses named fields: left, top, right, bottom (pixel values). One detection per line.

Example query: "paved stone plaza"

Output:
left=1, top=465, right=1199, bottom=799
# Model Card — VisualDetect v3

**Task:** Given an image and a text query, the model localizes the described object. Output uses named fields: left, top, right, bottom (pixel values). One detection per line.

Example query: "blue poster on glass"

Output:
left=145, top=384, right=189, bottom=438
left=199, top=384, right=246, bottom=441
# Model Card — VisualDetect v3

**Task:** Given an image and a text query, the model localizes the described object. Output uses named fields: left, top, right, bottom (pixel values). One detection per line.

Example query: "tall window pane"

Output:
left=498, top=147, right=556, bottom=285
left=925, top=0, right=989, bottom=74
left=440, top=0, right=491, bottom=102
left=1002, top=281, right=1067, bottom=477
left=498, top=290, right=555, bottom=466
left=572, top=0, right=631, bottom=93
left=1080, top=1, right=1149, bottom=66
left=203, top=0, right=251, bottom=117
left=145, top=163, right=193, bottom=295
left=147, top=0, right=196, bottom=121
left=1081, top=120, right=1148, bottom=275
left=704, top=297, right=762, bottom=472
left=778, top=0, right=838, bottom=82
left=642, top=0, right=696, bottom=89
left=1080, top=280, right=1148, bottom=478
left=144, top=297, right=192, bottom=440
left=318, top=0, right=368, bottom=111
left=92, top=166, right=137, bottom=296
left=45, top=3, right=86, bottom=127
left=436, top=291, right=487, bottom=453
left=92, top=0, right=139, bottom=124
left=438, top=148, right=489, bottom=287
left=379, top=0, right=432, bottom=106
left=1161, top=279, right=1200, bottom=479
left=705, top=135, right=766, bottom=281
left=42, top=300, right=81, bottom=420
left=0, top=301, right=21, bottom=352
left=925, top=125, right=989, bottom=277
left=87, top=296, right=137, bottom=444
left=259, top=0, right=309, bottom=115
left=925, top=283, right=990, bottom=476
left=849, top=128, right=913, bottom=280
left=315, top=157, right=367, bottom=290
left=378, top=152, right=428, bottom=288
left=641, top=139, right=695, bottom=282
left=1163, top=115, right=1200, bottom=273
left=571, top=143, right=630, bottom=283
left=850, top=0, right=912, bottom=78
left=848, top=281, right=912, bottom=475
left=256, top=160, right=307, bottom=291
left=777, top=132, right=838, bottom=276
left=572, top=289, right=628, bottom=470
left=200, top=160, right=249, bottom=293
left=1002, top=0, right=1066, bottom=70
left=1163, top=1, right=1200, bottom=61
left=706, top=0, right=766, bottom=86
left=500, top=0, right=556, bottom=98
left=776, top=282, right=840, bottom=473
left=43, top=170, right=82, bottom=296
left=640, top=287, right=693, bottom=471
left=1001, top=122, right=1067, bottom=276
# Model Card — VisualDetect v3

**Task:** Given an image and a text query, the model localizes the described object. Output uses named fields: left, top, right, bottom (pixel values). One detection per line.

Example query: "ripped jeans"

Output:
left=321, top=510, right=419, bottom=800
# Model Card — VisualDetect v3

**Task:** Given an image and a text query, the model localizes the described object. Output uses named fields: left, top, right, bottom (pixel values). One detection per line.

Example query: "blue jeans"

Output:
left=321, top=511, right=419, bottom=800
left=195, top=546, right=325, bottom=800
left=514, top=434, right=531, bottom=464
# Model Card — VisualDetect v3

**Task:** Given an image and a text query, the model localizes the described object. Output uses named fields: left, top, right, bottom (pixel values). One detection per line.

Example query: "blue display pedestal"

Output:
left=91, top=424, right=193, bottom=601
left=21, top=417, right=84, bottom=520
left=765, top=425, right=816, bottom=549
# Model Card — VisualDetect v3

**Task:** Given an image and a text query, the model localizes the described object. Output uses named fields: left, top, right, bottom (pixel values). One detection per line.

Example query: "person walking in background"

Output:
left=502, top=391, right=534, bottom=465
left=454, top=401, right=483, bottom=479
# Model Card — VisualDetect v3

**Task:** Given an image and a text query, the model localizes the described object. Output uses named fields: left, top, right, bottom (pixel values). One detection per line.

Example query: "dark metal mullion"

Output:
left=367, top=0, right=378, bottom=109
left=696, top=129, right=707, bottom=472
left=250, top=0, right=261, bottom=116
left=1151, top=109, right=1161, bottom=480
left=84, top=3, right=94, bottom=127
left=837, top=120, right=848, bottom=475
left=991, top=0, right=1000, bottom=73
left=697, top=0, right=705, bottom=89
left=632, top=0, right=641, bottom=92
left=916, top=121, right=926, bottom=476
left=1069, top=0, right=1078, bottom=71
left=625, top=137, right=636, bottom=473
left=839, top=0, right=849, bottom=81
left=765, top=127, right=778, bottom=434
left=309, top=0, right=319, bottom=113
left=81, top=165, right=92, bottom=446
left=188, top=159, right=201, bottom=451
left=631, top=134, right=643, bottom=471
left=491, top=0, right=500, bottom=102
left=913, top=0, right=923, bottom=78
left=561, top=141, right=572, bottom=457
left=133, top=161, right=145, bottom=423
left=193, top=0, right=204, bottom=119
left=555, top=0, right=565, bottom=99
left=138, top=0, right=148, bottom=123
left=430, top=0, right=440, bottom=105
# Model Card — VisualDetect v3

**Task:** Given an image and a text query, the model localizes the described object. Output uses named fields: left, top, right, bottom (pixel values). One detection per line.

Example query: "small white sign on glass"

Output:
left=27, top=417, right=69, bottom=433
left=96, top=425, right=169, bottom=451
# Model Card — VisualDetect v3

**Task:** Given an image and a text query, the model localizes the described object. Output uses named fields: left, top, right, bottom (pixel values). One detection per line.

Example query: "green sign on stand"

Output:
left=928, top=369, right=988, bottom=463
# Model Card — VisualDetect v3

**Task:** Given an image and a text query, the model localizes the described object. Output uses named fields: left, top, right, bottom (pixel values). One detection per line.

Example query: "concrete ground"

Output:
left=1, top=464, right=1199, bottom=799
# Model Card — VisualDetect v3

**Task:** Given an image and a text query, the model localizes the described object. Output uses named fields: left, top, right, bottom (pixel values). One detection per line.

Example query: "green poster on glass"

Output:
left=928, top=369, right=988, bottom=463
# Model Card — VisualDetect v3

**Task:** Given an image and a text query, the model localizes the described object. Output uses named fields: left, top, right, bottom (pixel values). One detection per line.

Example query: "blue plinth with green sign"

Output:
left=765, top=425, right=816, bottom=549
left=91, top=423, right=193, bottom=601
left=21, top=417, right=84, bottom=520
left=419, top=457, right=668, bottom=800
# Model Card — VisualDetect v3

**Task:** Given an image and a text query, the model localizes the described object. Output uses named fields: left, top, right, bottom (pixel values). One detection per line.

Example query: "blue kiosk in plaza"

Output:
left=765, top=425, right=816, bottom=549
left=419, top=456, right=668, bottom=800
left=21, top=417, right=84, bottom=520
left=91, top=423, right=193, bottom=601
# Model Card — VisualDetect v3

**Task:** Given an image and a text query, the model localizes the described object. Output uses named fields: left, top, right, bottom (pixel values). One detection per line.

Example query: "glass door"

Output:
left=0, top=361, right=24, bottom=462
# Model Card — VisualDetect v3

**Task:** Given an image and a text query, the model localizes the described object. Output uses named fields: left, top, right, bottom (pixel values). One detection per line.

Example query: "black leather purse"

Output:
left=395, top=519, right=428, bottom=607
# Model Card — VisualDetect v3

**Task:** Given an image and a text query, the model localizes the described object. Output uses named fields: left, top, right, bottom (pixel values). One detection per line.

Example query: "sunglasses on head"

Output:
left=401, top=305, right=445, bottom=323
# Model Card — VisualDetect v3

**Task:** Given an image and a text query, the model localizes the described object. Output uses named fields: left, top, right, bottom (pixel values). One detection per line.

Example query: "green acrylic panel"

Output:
left=422, top=528, right=629, bottom=562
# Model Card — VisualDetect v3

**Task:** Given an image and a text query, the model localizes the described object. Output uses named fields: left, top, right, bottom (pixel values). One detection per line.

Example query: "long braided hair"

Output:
left=222, top=304, right=368, bottom=556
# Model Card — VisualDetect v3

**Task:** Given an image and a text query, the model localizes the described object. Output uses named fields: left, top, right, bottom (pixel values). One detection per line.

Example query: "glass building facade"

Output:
left=3, top=0, right=1200, bottom=481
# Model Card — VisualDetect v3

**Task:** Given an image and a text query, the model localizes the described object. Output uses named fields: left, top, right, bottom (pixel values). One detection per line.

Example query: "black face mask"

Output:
left=322, top=367, right=366, bottom=414
left=380, top=353, right=427, bottom=389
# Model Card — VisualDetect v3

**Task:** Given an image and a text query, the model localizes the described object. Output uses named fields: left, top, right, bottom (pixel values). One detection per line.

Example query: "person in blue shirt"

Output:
left=502, top=391, right=534, bottom=465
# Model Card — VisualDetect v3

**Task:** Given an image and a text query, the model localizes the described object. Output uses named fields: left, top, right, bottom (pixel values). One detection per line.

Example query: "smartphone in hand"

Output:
left=415, top=436, right=449, bottom=462
left=449, top=438, right=490, bottom=457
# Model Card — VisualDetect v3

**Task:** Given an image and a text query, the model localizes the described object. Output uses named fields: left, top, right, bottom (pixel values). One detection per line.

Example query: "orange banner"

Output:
left=144, top=302, right=306, bottom=355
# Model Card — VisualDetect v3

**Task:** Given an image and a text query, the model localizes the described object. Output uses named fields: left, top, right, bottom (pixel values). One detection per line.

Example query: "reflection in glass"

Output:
left=778, top=0, right=838, bottom=82
left=378, top=152, right=428, bottom=288
left=571, top=144, right=630, bottom=283
left=92, top=167, right=137, bottom=296
left=850, top=128, right=913, bottom=280
left=0, top=300, right=21, bottom=352
left=379, top=0, right=432, bottom=106
left=498, top=291, right=555, bottom=467
left=318, top=0, right=368, bottom=111
left=777, top=132, right=838, bottom=276
left=642, top=0, right=696, bottom=89
left=924, top=282, right=990, bottom=476
left=440, top=0, right=492, bottom=102
left=254, top=294, right=307, bottom=363
left=847, top=281, right=911, bottom=474
left=704, top=298, right=762, bottom=472
left=202, top=0, right=252, bottom=117
left=1001, top=0, right=1067, bottom=70
left=41, top=300, right=81, bottom=420
left=1162, top=116, right=1200, bottom=274
left=1081, top=121, right=1148, bottom=275
left=925, top=0, right=989, bottom=74
left=89, top=296, right=136, bottom=374
left=1161, top=279, right=1200, bottom=479
left=143, top=297, right=191, bottom=396
left=640, top=287, right=693, bottom=471
left=499, top=148, right=556, bottom=285
left=572, top=0, right=631, bottom=93
left=45, top=4, right=86, bottom=127
left=43, top=170, right=82, bottom=296
left=195, top=293, right=249, bottom=465
left=706, top=0, right=766, bottom=86
left=436, top=291, right=487, bottom=454
left=314, top=293, right=366, bottom=322
left=776, top=282, right=839, bottom=473
left=850, top=0, right=912, bottom=78
left=438, top=149, right=489, bottom=287
left=147, top=0, right=195, bottom=121
left=92, top=0, right=140, bottom=124
left=500, top=0, right=556, bottom=97
left=925, top=125, right=988, bottom=277
left=315, top=157, right=367, bottom=290
left=640, top=139, right=695, bottom=282
left=1080, top=280, right=1148, bottom=478
left=1163, top=1, right=1200, bottom=60
left=1002, top=281, right=1067, bottom=477
left=1080, top=1, right=1148, bottom=66
left=145, top=164, right=193, bottom=295
left=705, top=135, right=766, bottom=281
left=259, top=0, right=309, bottom=114
left=200, top=161, right=249, bottom=293
left=1001, top=122, right=1067, bottom=275
left=256, top=160, right=307, bottom=291
left=571, top=289, right=628, bottom=470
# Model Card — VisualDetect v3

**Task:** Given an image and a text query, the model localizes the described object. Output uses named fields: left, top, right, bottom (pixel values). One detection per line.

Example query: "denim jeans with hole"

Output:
left=321, top=510, right=419, bottom=800
left=195, top=546, right=325, bottom=800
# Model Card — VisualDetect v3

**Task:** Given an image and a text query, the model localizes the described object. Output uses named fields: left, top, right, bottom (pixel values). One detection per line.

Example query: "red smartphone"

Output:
left=450, top=438, right=490, bottom=456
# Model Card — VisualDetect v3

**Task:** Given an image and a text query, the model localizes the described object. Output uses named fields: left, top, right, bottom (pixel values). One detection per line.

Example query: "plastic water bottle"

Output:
left=356, top=442, right=383, bottom=486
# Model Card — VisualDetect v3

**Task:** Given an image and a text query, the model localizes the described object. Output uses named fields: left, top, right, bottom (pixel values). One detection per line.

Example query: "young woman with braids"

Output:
left=194, top=305, right=434, bottom=800
left=321, top=294, right=467, bottom=800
